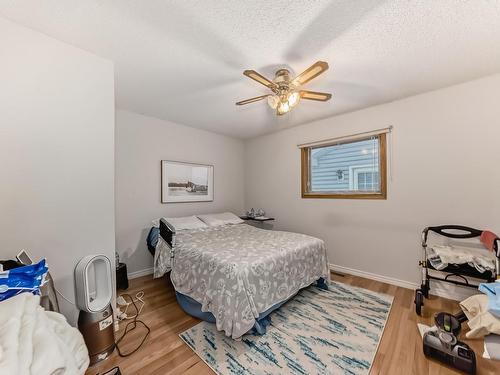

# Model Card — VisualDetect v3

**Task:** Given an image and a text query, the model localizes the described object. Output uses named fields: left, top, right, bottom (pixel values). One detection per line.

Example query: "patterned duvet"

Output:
left=166, top=223, right=330, bottom=339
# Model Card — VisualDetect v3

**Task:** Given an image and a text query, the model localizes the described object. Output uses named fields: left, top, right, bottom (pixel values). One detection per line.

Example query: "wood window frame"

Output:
left=301, top=133, right=387, bottom=200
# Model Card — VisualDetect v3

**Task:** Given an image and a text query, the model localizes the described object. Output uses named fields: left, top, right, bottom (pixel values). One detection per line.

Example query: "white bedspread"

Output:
left=0, top=293, right=89, bottom=375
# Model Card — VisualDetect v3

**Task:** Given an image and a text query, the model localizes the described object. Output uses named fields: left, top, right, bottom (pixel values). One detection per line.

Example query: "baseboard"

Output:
left=330, top=264, right=418, bottom=290
left=329, top=264, right=477, bottom=301
left=128, top=267, right=153, bottom=279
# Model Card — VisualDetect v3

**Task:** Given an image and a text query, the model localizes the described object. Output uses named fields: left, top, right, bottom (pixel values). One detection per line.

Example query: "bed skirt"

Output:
left=176, top=277, right=328, bottom=336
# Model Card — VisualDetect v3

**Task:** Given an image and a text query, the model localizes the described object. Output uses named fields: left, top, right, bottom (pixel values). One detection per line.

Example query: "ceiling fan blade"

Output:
left=243, top=70, right=277, bottom=90
left=292, top=61, right=329, bottom=86
left=235, top=95, right=269, bottom=106
left=300, top=90, right=332, bottom=101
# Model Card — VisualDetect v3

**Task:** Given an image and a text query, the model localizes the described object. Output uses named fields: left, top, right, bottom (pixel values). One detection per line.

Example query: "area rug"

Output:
left=179, top=282, right=393, bottom=375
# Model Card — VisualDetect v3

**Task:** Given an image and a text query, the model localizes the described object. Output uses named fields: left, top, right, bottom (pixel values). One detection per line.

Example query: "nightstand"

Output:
left=240, top=216, right=275, bottom=230
left=239, top=216, right=275, bottom=222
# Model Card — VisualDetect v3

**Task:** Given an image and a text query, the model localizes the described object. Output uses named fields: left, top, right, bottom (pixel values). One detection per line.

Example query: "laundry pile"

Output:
left=0, top=292, right=89, bottom=374
left=428, top=230, right=499, bottom=274
left=460, top=281, right=500, bottom=360
left=428, top=244, right=496, bottom=273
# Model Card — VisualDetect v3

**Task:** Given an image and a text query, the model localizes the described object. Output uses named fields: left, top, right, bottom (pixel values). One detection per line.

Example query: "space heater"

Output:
left=75, top=255, right=115, bottom=366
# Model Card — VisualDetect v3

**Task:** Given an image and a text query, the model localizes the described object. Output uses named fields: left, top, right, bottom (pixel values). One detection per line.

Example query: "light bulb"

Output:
left=277, top=101, right=290, bottom=114
left=267, top=95, right=279, bottom=109
left=288, top=91, right=300, bottom=107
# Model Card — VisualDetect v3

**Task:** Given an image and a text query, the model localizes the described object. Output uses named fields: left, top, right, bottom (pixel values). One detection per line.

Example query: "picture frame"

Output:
left=161, top=160, right=214, bottom=203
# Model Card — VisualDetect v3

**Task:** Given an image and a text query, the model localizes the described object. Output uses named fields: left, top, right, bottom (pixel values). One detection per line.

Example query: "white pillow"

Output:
left=197, top=212, right=244, bottom=227
left=161, top=216, right=208, bottom=231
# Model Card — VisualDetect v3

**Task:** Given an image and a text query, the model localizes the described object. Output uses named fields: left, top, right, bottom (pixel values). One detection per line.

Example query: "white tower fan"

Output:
left=75, top=255, right=115, bottom=366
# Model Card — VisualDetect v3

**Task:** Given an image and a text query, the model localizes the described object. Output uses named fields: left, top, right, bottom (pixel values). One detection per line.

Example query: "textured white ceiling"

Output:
left=1, top=1, right=500, bottom=138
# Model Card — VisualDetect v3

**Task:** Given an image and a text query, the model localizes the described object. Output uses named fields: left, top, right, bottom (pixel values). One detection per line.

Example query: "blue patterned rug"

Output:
left=179, top=282, right=393, bottom=375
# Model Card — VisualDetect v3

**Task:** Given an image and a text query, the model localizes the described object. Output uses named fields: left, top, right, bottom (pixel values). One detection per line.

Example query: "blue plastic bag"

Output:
left=0, top=259, right=48, bottom=301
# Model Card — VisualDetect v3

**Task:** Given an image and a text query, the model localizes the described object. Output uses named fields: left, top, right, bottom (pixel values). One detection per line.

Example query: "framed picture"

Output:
left=161, top=160, right=214, bottom=203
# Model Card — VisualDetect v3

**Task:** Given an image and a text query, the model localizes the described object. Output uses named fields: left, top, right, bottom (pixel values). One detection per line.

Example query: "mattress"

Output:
left=167, top=223, right=330, bottom=339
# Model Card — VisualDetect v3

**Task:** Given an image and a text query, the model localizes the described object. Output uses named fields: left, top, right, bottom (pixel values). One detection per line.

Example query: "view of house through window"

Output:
left=301, top=133, right=387, bottom=199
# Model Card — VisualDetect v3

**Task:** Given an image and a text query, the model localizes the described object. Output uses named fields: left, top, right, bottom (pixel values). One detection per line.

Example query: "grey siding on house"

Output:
left=311, top=138, right=379, bottom=191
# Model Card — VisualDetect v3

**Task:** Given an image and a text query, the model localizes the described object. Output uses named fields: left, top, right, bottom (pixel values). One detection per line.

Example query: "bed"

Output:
left=147, top=214, right=330, bottom=339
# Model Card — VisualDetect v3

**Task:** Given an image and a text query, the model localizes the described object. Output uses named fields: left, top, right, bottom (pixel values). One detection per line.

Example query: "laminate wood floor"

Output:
left=86, top=273, right=499, bottom=375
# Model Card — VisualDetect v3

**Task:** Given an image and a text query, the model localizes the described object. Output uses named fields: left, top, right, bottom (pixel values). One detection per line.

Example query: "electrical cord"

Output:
left=55, top=287, right=76, bottom=305
left=114, top=293, right=150, bottom=357
left=116, top=291, right=145, bottom=320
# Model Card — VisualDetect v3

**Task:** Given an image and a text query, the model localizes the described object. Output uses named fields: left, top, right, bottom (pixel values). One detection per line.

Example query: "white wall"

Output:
left=0, top=17, right=115, bottom=324
left=115, top=110, right=245, bottom=275
left=245, top=74, right=500, bottom=288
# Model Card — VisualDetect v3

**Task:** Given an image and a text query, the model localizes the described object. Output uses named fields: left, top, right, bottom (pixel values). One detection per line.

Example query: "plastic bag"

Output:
left=0, top=259, right=48, bottom=301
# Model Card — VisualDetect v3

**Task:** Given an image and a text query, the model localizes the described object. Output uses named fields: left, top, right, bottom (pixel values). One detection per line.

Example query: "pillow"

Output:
left=197, top=212, right=244, bottom=227
left=160, top=216, right=208, bottom=231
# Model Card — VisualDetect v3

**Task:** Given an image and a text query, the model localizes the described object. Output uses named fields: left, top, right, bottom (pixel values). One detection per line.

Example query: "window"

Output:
left=301, top=133, right=387, bottom=199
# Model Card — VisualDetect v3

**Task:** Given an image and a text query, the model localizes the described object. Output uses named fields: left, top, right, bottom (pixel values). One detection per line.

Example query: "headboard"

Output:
left=159, top=218, right=176, bottom=248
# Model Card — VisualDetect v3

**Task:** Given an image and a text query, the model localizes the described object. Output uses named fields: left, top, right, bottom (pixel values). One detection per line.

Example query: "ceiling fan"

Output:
left=236, top=61, right=332, bottom=115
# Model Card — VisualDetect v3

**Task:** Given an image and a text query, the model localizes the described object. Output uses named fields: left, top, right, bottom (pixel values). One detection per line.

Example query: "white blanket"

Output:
left=0, top=293, right=89, bottom=375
